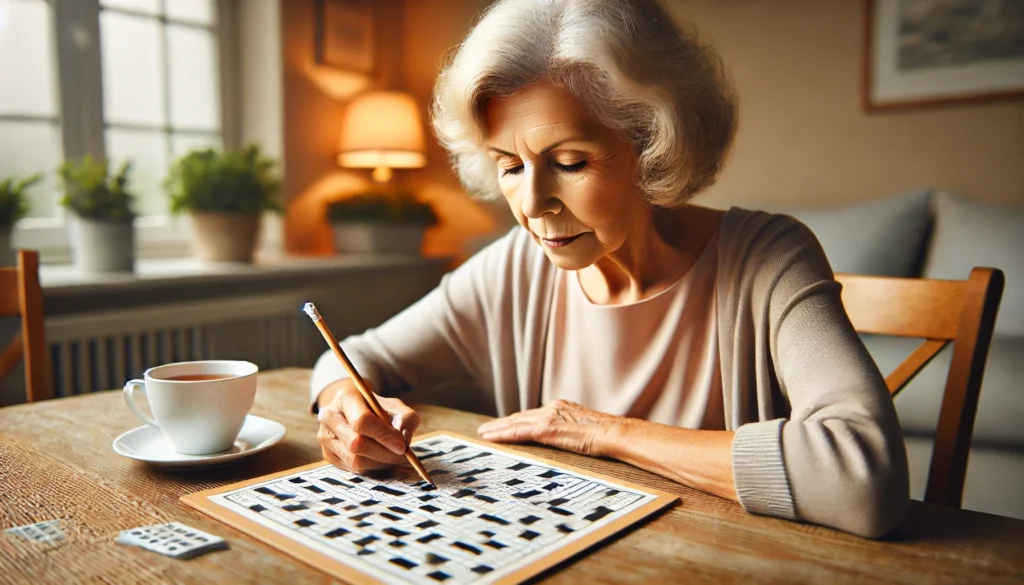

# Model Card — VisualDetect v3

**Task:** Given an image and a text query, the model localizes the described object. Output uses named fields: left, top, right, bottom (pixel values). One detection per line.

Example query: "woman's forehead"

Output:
left=484, top=84, right=599, bottom=143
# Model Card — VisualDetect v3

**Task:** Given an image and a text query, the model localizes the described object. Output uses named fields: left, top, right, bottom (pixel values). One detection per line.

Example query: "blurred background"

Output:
left=0, top=0, right=1021, bottom=518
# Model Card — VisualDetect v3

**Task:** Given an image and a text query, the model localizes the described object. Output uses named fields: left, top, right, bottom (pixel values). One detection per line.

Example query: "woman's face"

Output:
left=483, top=83, right=646, bottom=271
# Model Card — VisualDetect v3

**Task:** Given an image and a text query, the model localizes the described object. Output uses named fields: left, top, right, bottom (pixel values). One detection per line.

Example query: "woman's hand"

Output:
left=479, top=400, right=738, bottom=502
left=477, top=399, right=619, bottom=457
left=317, top=379, right=420, bottom=473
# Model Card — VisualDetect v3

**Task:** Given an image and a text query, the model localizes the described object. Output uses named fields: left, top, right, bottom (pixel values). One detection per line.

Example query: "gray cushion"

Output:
left=923, top=192, right=1024, bottom=336
left=862, top=334, right=1024, bottom=448
left=767, top=189, right=932, bottom=277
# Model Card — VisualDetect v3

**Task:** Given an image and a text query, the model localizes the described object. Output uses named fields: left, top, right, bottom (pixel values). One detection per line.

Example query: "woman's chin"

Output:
left=540, top=246, right=597, bottom=271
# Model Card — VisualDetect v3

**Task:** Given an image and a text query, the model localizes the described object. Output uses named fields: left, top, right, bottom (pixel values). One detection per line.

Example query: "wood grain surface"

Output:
left=2, top=368, right=1023, bottom=584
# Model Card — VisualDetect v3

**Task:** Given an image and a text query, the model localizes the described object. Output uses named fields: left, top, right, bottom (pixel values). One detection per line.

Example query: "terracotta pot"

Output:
left=190, top=212, right=261, bottom=263
left=331, top=222, right=426, bottom=255
left=68, top=215, right=135, bottom=273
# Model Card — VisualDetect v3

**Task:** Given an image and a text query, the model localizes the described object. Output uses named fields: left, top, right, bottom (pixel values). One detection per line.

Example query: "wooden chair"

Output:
left=835, top=267, right=1005, bottom=508
left=0, top=249, right=49, bottom=403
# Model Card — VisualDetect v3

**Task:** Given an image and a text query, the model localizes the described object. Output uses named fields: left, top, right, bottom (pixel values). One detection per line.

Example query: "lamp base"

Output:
left=372, top=166, right=393, bottom=183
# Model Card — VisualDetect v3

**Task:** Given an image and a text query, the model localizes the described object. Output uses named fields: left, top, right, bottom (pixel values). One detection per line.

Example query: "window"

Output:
left=100, top=0, right=222, bottom=216
left=0, top=0, right=62, bottom=219
left=0, top=0, right=236, bottom=261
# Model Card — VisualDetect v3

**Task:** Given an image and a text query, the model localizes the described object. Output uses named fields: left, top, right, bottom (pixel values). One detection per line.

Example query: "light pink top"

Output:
left=541, top=234, right=724, bottom=430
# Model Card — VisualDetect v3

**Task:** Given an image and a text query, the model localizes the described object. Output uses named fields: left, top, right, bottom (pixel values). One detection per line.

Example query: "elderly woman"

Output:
left=311, top=0, right=909, bottom=538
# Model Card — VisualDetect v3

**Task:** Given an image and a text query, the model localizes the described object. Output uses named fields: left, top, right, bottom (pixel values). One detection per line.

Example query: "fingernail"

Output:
left=392, top=414, right=404, bottom=432
left=386, top=438, right=406, bottom=455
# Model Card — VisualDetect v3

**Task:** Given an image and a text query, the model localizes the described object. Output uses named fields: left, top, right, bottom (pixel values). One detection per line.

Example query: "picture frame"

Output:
left=314, top=0, right=376, bottom=74
left=862, top=0, right=1024, bottom=111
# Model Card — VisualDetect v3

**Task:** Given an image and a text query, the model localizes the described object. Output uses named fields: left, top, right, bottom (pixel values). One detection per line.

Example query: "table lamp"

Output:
left=337, top=90, right=427, bottom=183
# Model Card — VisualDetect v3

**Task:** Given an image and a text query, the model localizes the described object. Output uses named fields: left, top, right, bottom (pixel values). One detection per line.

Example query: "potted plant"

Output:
left=166, top=145, right=282, bottom=263
left=326, top=190, right=438, bottom=255
left=0, top=173, right=40, bottom=265
left=59, top=157, right=136, bottom=273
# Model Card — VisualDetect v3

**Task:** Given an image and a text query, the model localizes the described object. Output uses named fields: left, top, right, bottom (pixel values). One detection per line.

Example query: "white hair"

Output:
left=430, top=0, right=738, bottom=206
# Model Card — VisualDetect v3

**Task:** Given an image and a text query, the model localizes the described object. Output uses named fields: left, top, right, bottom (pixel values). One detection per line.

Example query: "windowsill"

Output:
left=15, top=213, right=289, bottom=266
left=41, top=252, right=450, bottom=297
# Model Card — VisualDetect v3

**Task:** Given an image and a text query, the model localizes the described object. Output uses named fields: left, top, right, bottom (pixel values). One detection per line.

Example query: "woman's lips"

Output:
left=540, top=233, right=585, bottom=248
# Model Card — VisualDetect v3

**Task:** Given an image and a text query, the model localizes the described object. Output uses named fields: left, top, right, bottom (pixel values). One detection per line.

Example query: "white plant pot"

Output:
left=68, top=215, right=135, bottom=273
left=331, top=223, right=426, bottom=255
left=0, top=225, right=13, bottom=266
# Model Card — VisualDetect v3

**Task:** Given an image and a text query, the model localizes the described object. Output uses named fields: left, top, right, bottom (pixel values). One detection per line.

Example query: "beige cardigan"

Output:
left=311, top=208, right=910, bottom=538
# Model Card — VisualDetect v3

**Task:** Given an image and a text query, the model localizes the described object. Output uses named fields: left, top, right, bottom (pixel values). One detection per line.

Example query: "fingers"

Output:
left=381, top=396, right=421, bottom=440
left=332, top=423, right=408, bottom=466
left=316, top=382, right=423, bottom=475
left=318, top=417, right=406, bottom=472
left=478, top=410, right=545, bottom=443
left=339, top=390, right=408, bottom=455
left=479, top=422, right=540, bottom=443
left=320, top=436, right=400, bottom=473
left=478, top=409, right=539, bottom=434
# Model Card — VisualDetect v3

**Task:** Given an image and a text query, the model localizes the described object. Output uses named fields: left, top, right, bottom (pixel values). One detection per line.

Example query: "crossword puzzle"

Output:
left=204, top=433, right=665, bottom=584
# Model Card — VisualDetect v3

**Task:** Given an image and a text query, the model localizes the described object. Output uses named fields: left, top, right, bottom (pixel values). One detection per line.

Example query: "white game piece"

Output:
left=116, top=522, right=228, bottom=559
left=4, top=520, right=65, bottom=544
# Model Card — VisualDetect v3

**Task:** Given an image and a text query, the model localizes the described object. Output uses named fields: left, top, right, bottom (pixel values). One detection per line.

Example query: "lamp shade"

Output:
left=338, top=90, right=427, bottom=171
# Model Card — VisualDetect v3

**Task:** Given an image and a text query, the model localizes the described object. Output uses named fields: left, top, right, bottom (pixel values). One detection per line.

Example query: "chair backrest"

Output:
left=835, top=267, right=1004, bottom=508
left=0, top=250, right=50, bottom=402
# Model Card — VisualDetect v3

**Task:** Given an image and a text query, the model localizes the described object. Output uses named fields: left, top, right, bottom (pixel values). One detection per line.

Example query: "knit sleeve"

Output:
left=731, top=215, right=910, bottom=538
left=308, top=229, right=519, bottom=412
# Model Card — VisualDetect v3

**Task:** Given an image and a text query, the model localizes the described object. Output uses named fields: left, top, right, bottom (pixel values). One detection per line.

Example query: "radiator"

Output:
left=44, top=292, right=320, bottom=397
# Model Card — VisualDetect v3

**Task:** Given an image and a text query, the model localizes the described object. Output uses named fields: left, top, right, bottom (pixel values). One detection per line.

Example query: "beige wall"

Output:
left=280, top=0, right=496, bottom=258
left=668, top=0, right=1024, bottom=209
left=281, top=0, right=406, bottom=255
left=400, top=0, right=502, bottom=259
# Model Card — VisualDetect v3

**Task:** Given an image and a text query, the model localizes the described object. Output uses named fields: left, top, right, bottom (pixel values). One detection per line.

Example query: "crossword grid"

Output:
left=212, top=434, right=657, bottom=584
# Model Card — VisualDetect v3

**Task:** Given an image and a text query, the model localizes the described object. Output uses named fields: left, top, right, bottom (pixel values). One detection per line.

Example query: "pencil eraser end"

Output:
left=302, top=302, right=320, bottom=321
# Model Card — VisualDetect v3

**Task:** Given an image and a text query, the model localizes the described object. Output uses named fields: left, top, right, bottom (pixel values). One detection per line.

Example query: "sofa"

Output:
left=774, top=190, right=1024, bottom=520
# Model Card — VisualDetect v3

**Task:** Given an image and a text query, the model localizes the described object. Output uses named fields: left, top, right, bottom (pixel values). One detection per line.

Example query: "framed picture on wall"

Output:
left=863, top=0, right=1024, bottom=111
left=314, top=0, right=375, bottom=74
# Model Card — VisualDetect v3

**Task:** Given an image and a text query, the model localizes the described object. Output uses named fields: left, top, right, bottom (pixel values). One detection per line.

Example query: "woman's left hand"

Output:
left=477, top=400, right=620, bottom=457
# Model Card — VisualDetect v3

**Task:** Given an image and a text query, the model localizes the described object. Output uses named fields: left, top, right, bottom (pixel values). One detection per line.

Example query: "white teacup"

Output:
left=123, top=360, right=258, bottom=455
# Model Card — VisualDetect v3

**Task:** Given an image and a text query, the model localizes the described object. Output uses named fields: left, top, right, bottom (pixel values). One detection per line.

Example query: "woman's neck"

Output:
left=577, top=204, right=724, bottom=305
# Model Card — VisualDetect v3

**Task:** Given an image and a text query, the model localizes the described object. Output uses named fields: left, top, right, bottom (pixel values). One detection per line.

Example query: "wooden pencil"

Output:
left=302, top=302, right=435, bottom=487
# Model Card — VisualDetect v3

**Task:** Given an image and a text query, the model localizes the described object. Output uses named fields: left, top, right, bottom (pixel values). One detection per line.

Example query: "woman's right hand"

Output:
left=316, top=378, right=421, bottom=474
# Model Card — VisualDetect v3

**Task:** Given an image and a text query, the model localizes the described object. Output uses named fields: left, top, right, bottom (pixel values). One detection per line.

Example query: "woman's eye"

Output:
left=500, top=165, right=524, bottom=177
left=555, top=161, right=587, bottom=173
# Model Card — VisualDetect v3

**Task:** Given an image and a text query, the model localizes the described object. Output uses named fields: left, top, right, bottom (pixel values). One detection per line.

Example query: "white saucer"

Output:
left=113, top=415, right=286, bottom=469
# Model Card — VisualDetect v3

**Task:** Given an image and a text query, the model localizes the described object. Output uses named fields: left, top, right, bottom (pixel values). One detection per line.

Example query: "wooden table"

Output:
left=2, top=369, right=1023, bottom=584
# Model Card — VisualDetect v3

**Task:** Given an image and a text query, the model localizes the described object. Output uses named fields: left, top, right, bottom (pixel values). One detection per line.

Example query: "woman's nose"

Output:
left=520, top=168, right=561, bottom=219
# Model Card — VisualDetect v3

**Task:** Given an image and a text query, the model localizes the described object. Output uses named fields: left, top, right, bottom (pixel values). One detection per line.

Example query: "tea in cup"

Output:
left=123, top=360, right=258, bottom=455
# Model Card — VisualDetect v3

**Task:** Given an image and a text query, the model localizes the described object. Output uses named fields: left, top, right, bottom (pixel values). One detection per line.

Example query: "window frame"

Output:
left=11, top=0, right=241, bottom=263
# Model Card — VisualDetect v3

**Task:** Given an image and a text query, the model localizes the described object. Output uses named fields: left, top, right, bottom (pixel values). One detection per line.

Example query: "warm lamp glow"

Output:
left=338, top=90, right=426, bottom=182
